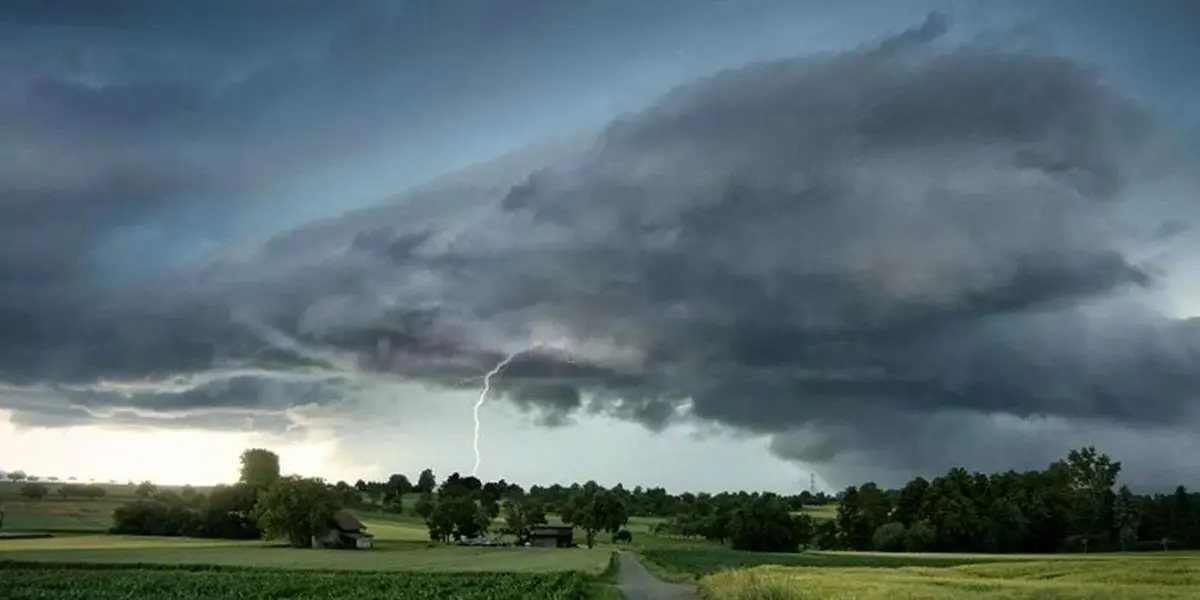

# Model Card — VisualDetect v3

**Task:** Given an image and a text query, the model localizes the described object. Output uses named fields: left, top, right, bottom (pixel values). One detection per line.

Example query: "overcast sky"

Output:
left=2, top=0, right=1198, bottom=492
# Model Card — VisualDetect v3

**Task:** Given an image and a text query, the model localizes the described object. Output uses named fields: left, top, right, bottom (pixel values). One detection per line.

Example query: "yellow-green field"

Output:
left=697, top=553, right=1200, bottom=600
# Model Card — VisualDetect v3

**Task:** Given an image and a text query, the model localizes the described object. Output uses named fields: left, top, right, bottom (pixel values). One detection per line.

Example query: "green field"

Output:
left=696, top=554, right=1200, bottom=599
left=10, top=482, right=1200, bottom=599
left=0, top=562, right=598, bottom=600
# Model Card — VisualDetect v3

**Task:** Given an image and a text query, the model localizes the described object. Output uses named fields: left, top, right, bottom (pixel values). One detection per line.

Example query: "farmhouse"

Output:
left=526, top=525, right=574, bottom=548
left=311, top=510, right=375, bottom=549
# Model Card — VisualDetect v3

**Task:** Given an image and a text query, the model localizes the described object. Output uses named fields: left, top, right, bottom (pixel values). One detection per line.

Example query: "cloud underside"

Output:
left=2, top=15, right=1198, bottom=483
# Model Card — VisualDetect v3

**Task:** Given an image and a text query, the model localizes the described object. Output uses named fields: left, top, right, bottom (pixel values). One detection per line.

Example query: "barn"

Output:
left=311, top=510, right=375, bottom=549
left=525, top=525, right=574, bottom=548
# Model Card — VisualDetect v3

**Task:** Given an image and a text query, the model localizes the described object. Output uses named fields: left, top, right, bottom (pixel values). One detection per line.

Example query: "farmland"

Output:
left=0, top=534, right=615, bottom=573
left=696, top=554, right=1200, bottom=600
left=0, top=562, right=597, bottom=600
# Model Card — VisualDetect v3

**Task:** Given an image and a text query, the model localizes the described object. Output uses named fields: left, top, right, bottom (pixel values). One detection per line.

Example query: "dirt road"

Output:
left=616, top=552, right=699, bottom=600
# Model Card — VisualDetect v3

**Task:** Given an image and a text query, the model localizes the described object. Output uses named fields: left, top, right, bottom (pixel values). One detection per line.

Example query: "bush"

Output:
left=872, top=522, right=907, bottom=552
left=110, top=499, right=259, bottom=540
left=20, top=482, right=50, bottom=500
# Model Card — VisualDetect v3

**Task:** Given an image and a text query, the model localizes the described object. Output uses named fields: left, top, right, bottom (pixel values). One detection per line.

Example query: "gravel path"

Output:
left=616, top=552, right=700, bottom=600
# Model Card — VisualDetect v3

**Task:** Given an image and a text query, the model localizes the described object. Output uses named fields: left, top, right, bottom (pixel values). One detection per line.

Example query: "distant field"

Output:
left=698, top=554, right=1200, bottom=600
left=642, top=547, right=1008, bottom=578
left=796, top=504, right=836, bottom=520
left=0, top=533, right=614, bottom=574
left=0, top=563, right=599, bottom=600
left=0, top=481, right=197, bottom=533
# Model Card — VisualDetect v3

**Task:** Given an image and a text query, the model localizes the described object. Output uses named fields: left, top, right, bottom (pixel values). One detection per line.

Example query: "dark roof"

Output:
left=529, top=525, right=574, bottom=537
left=331, top=510, right=365, bottom=532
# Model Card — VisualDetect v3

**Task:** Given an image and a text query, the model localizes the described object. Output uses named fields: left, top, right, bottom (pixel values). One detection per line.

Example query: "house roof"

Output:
left=529, top=525, right=574, bottom=537
left=331, top=510, right=365, bottom=532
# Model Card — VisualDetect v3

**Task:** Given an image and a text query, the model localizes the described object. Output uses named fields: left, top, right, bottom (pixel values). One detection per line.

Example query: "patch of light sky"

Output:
left=0, top=381, right=824, bottom=493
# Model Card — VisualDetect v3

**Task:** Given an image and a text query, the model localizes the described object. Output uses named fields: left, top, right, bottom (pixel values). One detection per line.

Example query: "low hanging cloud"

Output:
left=3, top=12, right=1199, bottom=485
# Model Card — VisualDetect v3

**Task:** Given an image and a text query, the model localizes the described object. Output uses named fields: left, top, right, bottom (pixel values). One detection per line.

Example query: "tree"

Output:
left=425, top=495, right=490, bottom=542
left=386, top=473, right=413, bottom=495
left=728, top=493, right=806, bottom=553
left=20, top=482, right=49, bottom=500
left=873, top=521, right=907, bottom=552
left=503, top=492, right=547, bottom=540
left=135, top=481, right=158, bottom=498
left=255, top=476, right=337, bottom=548
left=414, top=492, right=436, bottom=520
left=1113, top=485, right=1140, bottom=551
left=562, top=484, right=629, bottom=549
left=417, top=469, right=437, bottom=494
left=1063, top=446, right=1121, bottom=551
left=7, top=470, right=27, bottom=482
left=239, top=448, right=281, bottom=491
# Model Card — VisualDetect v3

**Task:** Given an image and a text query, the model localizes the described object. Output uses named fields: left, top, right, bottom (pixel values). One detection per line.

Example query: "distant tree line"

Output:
left=97, top=444, right=1199, bottom=555
left=16, top=482, right=108, bottom=501
left=827, top=446, right=1200, bottom=554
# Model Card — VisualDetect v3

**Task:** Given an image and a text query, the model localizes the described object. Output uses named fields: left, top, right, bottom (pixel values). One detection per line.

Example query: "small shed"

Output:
left=526, top=525, right=574, bottom=548
left=312, top=510, right=375, bottom=550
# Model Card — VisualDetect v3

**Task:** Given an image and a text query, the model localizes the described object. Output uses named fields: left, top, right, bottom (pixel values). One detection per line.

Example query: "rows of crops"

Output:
left=0, top=562, right=595, bottom=600
left=640, top=547, right=1002, bottom=577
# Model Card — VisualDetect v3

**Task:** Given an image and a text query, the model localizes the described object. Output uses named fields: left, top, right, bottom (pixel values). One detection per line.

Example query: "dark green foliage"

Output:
left=109, top=494, right=259, bottom=540
left=0, top=563, right=594, bottom=600
left=727, top=493, right=807, bottom=553
left=425, top=494, right=490, bottom=542
left=503, top=491, right=548, bottom=541
left=820, top=446, right=1200, bottom=554
left=19, top=482, right=49, bottom=500
left=255, top=476, right=338, bottom=547
left=560, top=482, right=629, bottom=549
left=237, top=448, right=281, bottom=492
left=416, top=468, right=437, bottom=494
left=55, top=484, right=106, bottom=500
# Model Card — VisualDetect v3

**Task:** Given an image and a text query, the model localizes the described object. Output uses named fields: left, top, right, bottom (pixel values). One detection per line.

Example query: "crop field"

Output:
left=697, top=554, right=1200, bottom=599
left=0, top=534, right=615, bottom=573
left=0, top=498, right=122, bottom=532
left=641, top=547, right=1002, bottom=577
left=0, top=562, right=597, bottom=600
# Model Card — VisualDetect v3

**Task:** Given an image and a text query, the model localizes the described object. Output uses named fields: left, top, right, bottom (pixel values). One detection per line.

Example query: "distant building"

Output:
left=312, top=510, right=375, bottom=549
left=526, top=525, right=574, bottom=548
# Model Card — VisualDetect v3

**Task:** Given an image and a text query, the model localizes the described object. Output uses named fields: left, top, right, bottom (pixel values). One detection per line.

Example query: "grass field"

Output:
left=697, top=554, right=1200, bottom=599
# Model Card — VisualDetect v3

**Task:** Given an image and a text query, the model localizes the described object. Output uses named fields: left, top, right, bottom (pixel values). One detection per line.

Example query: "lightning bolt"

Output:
left=471, top=344, right=578, bottom=478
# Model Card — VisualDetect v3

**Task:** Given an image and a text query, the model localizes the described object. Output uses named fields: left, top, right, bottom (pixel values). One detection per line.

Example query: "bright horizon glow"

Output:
left=0, top=409, right=343, bottom=486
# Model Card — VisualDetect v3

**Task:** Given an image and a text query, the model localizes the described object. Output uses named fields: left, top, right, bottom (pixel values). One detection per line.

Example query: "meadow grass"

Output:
left=0, top=533, right=615, bottom=573
left=696, top=555, right=1200, bottom=600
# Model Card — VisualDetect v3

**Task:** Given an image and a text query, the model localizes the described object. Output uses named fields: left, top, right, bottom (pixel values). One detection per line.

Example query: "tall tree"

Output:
left=255, top=476, right=337, bottom=548
left=563, top=483, right=629, bottom=548
left=239, top=448, right=281, bottom=491
left=1113, top=485, right=1140, bottom=551
left=1063, top=446, right=1121, bottom=551
left=417, top=469, right=437, bottom=494
left=503, top=492, right=547, bottom=541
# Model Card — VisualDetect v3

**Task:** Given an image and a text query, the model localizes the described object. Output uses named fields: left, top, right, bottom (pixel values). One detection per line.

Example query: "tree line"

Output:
left=98, top=445, right=1200, bottom=554
left=828, top=446, right=1199, bottom=554
left=15, top=482, right=109, bottom=501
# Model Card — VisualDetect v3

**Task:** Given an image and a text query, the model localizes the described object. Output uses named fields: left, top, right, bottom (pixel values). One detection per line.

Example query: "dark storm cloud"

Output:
left=0, top=374, right=350, bottom=433
left=3, top=2, right=1199, bottom=483
left=220, top=17, right=1196, bottom=472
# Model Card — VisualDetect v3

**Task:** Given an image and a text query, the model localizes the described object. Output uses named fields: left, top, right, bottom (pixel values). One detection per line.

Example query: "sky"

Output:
left=1, top=0, right=1199, bottom=493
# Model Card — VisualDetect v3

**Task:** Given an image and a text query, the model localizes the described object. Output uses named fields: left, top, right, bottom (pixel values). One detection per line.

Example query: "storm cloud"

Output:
left=2, top=2, right=1199, bottom=486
